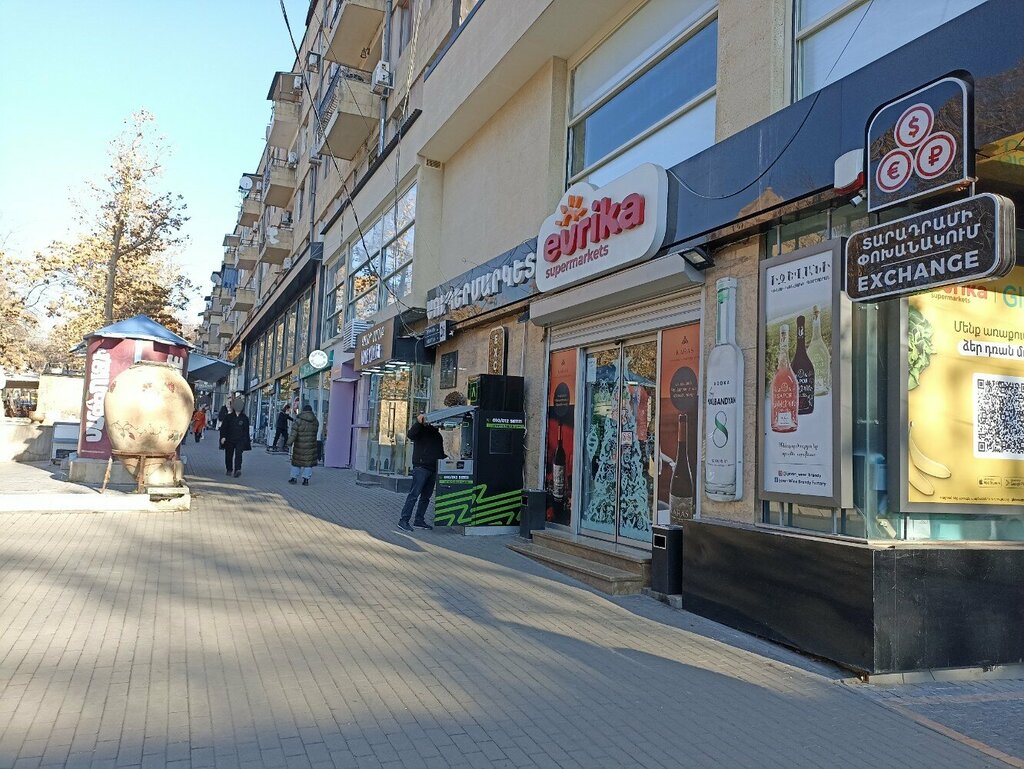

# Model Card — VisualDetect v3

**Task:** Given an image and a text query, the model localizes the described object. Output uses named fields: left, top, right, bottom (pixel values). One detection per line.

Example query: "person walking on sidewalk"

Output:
left=219, top=398, right=251, bottom=478
left=191, top=408, right=207, bottom=443
left=397, top=413, right=445, bottom=532
left=286, top=405, right=319, bottom=486
left=272, top=404, right=293, bottom=452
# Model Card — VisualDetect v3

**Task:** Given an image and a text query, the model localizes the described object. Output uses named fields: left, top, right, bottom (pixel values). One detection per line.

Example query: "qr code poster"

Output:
left=906, top=266, right=1024, bottom=507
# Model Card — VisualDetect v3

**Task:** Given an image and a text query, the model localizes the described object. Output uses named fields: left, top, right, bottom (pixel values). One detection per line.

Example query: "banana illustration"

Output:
left=908, top=456, right=935, bottom=496
left=908, top=422, right=951, bottom=478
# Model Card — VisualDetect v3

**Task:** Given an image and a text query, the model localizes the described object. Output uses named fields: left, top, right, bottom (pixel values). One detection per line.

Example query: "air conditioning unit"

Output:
left=306, top=52, right=321, bottom=73
left=371, top=61, right=393, bottom=96
left=281, top=211, right=293, bottom=227
left=292, top=74, right=304, bottom=91
left=283, top=257, right=294, bottom=270
left=343, top=319, right=373, bottom=352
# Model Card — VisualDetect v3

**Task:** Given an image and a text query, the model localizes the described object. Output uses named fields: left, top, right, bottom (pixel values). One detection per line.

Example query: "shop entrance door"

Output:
left=578, top=339, right=658, bottom=547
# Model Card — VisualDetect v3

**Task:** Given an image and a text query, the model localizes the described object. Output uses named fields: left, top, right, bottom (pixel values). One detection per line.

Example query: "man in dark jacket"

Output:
left=219, top=398, right=252, bottom=478
left=287, top=405, right=319, bottom=485
left=398, top=413, right=446, bottom=532
left=272, top=405, right=293, bottom=451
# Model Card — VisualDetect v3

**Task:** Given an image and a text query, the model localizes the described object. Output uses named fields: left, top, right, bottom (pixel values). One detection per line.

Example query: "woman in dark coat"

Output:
left=219, top=399, right=252, bottom=478
left=287, top=405, right=320, bottom=485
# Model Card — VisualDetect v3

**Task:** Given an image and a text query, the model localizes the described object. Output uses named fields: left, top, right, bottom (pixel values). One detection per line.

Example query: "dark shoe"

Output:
left=396, top=521, right=414, bottom=533
left=413, top=520, right=433, bottom=530
left=226, top=471, right=232, bottom=477
left=233, top=470, right=241, bottom=478
left=301, top=478, right=309, bottom=486
left=288, top=478, right=297, bottom=484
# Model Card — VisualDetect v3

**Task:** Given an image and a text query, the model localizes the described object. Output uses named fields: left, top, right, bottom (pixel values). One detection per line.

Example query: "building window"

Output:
left=569, top=0, right=717, bottom=186
left=794, top=0, right=987, bottom=98
left=323, top=256, right=345, bottom=341
left=346, top=184, right=416, bottom=322
left=392, top=0, right=416, bottom=60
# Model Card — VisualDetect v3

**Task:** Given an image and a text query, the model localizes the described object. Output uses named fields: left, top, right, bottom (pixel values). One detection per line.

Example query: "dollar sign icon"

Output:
left=907, top=115, right=920, bottom=138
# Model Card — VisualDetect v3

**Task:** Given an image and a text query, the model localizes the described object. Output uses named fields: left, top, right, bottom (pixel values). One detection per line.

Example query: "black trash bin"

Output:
left=520, top=489, right=547, bottom=539
left=651, top=524, right=683, bottom=595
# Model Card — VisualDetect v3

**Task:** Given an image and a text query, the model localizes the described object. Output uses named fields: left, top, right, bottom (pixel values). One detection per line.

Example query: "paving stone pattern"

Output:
left=0, top=439, right=1011, bottom=768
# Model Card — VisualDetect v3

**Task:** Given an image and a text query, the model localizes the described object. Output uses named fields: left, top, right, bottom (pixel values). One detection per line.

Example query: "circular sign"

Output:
left=308, top=349, right=329, bottom=369
left=552, top=382, right=572, bottom=423
left=875, top=148, right=914, bottom=193
left=669, top=366, right=698, bottom=413
left=894, top=103, right=934, bottom=149
left=914, top=131, right=957, bottom=179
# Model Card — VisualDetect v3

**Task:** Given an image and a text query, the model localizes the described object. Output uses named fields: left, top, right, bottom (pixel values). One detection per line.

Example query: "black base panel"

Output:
left=681, top=520, right=1024, bottom=674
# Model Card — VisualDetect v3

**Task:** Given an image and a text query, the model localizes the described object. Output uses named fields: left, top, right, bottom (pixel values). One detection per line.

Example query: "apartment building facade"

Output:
left=199, top=0, right=1024, bottom=673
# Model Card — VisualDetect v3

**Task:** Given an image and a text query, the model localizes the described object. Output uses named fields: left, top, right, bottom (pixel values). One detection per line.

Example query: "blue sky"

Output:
left=0, top=0, right=308, bottom=323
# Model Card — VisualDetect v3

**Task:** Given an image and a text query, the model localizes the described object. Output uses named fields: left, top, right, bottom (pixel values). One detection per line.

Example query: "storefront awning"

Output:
left=424, top=405, right=476, bottom=425
left=186, top=353, right=234, bottom=383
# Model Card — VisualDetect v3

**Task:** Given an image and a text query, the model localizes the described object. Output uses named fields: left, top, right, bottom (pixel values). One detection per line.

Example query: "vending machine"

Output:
left=429, top=375, right=525, bottom=530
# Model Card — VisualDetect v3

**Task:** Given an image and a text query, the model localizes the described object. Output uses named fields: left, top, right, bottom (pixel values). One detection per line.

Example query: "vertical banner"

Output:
left=902, top=266, right=1024, bottom=510
left=545, top=349, right=576, bottom=525
left=657, top=323, right=701, bottom=523
left=759, top=240, right=850, bottom=507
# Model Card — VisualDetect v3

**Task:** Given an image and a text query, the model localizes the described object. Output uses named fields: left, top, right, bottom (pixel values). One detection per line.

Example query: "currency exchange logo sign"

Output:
left=867, top=76, right=972, bottom=212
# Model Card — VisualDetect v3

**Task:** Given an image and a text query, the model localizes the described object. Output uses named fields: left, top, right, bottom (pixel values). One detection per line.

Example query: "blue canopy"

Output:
left=84, top=315, right=191, bottom=348
left=186, top=353, right=234, bottom=383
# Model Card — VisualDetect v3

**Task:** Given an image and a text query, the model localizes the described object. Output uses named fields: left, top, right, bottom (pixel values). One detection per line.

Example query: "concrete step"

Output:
left=508, top=541, right=646, bottom=596
left=531, top=529, right=651, bottom=581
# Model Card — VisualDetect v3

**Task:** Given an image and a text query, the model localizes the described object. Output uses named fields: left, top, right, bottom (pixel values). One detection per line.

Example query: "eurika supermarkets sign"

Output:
left=536, top=164, right=667, bottom=293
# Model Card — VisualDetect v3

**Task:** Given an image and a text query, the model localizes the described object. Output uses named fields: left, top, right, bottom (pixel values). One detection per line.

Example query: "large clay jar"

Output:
left=104, top=361, right=194, bottom=475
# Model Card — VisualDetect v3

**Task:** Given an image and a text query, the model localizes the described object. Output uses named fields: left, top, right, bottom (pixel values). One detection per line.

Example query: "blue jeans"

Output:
left=290, top=465, right=313, bottom=481
left=400, top=466, right=436, bottom=524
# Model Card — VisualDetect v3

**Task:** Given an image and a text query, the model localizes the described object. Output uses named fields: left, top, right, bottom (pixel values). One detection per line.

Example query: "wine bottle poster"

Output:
left=657, top=323, right=701, bottom=524
left=545, top=349, right=577, bottom=525
left=903, top=265, right=1024, bottom=509
left=760, top=242, right=846, bottom=503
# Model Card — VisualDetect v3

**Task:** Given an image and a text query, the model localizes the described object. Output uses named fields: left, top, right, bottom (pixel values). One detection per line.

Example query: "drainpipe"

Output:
left=379, top=0, right=393, bottom=155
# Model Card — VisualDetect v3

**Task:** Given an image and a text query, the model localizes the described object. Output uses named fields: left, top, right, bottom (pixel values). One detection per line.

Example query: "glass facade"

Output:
left=764, top=200, right=1024, bottom=542
left=364, top=363, right=431, bottom=477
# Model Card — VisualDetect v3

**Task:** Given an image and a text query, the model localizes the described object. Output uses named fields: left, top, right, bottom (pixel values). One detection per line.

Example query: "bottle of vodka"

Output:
left=704, top=278, right=744, bottom=501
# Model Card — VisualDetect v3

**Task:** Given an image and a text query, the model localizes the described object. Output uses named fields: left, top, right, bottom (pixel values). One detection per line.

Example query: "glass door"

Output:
left=579, top=340, right=658, bottom=546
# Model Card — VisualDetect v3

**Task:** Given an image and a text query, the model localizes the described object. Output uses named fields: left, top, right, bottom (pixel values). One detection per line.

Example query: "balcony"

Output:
left=267, top=99, right=300, bottom=148
left=237, top=244, right=258, bottom=270
left=262, top=158, right=296, bottom=208
left=259, top=224, right=294, bottom=265
left=231, top=288, right=256, bottom=312
left=218, top=320, right=235, bottom=339
left=315, top=67, right=378, bottom=160
left=326, top=0, right=384, bottom=69
left=239, top=194, right=261, bottom=227
left=223, top=233, right=241, bottom=248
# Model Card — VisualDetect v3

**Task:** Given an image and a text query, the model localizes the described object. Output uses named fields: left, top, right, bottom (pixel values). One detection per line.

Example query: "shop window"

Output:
left=569, top=0, right=717, bottom=184
left=762, top=199, right=1024, bottom=542
left=794, top=0, right=987, bottom=98
left=298, top=289, right=312, bottom=358
left=284, top=304, right=297, bottom=369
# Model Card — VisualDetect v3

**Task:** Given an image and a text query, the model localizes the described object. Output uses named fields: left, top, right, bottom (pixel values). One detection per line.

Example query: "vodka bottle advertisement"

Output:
left=545, top=349, right=576, bottom=525
left=704, top=277, right=744, bottom=501
left=761, top=248, right=835, bottom=500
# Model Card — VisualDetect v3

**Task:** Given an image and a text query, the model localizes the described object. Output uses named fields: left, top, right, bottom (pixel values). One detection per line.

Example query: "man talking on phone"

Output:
left=397, top=413, right=445, bottom=532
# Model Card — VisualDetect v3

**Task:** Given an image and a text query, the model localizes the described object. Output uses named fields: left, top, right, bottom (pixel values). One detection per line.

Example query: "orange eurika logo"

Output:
left=555, top=195, right=588, bottom=228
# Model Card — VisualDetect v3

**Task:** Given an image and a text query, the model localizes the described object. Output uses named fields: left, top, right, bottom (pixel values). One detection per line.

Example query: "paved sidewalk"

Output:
left=0, top=438, right=1015, bottom=768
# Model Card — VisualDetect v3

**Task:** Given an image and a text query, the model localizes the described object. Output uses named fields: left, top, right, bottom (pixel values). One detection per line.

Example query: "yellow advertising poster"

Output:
left=907, top=266, right=1024, bottom=506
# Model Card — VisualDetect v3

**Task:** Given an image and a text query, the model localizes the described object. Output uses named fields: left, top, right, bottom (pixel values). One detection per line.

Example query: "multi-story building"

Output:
left=199, top=0, right=1024, bottom=674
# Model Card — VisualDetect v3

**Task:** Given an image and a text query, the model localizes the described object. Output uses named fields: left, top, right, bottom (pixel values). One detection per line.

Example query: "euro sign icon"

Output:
left=907, top=115, right=920, bottom=138
left=887, top=161, right=902, bottom=180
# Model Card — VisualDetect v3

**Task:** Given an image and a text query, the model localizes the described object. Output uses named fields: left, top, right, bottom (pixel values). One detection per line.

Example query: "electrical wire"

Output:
left=668, top=0, right=876, bottom=201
